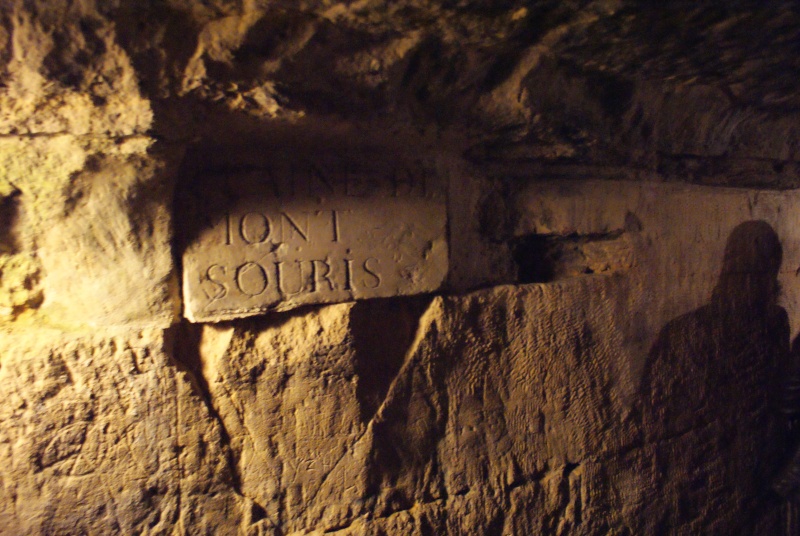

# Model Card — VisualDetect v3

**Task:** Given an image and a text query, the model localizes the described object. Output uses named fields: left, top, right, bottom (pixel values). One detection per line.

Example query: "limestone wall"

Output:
left=2, top=2, right=800, bottom=535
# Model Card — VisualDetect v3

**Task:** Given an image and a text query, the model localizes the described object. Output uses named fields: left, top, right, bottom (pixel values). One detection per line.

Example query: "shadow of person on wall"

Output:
left=639, top=220, right=791, bottom=535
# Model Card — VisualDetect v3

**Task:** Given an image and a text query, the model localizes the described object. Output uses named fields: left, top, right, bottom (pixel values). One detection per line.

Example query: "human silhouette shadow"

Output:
left=639, top=220, right=791, bottom=535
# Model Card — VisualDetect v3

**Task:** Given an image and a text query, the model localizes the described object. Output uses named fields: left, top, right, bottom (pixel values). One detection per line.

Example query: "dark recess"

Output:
left=512, top=234, right=558, bottom=283
left=0, top=191, right=21, bottom=255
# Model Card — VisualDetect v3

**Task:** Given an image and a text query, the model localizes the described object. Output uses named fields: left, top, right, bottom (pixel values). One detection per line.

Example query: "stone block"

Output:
left=182, top=157, right=448, bottom=322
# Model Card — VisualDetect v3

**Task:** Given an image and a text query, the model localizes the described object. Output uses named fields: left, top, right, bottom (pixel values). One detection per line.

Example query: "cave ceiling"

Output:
left=3, top=0, right=800, bottom=187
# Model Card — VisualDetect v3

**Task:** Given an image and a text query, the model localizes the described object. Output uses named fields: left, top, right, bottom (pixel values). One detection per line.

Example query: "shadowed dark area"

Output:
left=639, top=220, right=794, bottom=534
left=7, top=1, right=800, bottom=533
left=512, top=234, right=558, bottom=283
left=0, top=191, right=20, bottom=255
left=350, top=295, right=433, bottom=424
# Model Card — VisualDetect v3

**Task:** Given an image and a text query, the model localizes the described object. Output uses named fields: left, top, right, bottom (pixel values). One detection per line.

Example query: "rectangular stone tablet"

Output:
left=182, top=158, right=448, bottom=322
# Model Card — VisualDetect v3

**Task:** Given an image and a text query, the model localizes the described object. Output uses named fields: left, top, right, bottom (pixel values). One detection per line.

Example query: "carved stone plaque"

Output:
left=182, top=158, right=448, bottom=322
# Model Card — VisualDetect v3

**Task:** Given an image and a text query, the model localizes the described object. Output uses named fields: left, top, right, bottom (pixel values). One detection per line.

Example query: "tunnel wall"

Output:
left=2, top=2, right=800, bottom=535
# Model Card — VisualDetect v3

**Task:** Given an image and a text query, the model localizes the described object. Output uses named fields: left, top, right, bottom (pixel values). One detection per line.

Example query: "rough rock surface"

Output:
left=0, top=328, right=243, bottom=534
left=2, top=1, right=800, bottom=534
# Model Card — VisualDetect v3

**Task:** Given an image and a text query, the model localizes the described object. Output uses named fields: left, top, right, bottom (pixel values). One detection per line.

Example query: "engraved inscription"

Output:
left=182, top=158, right=448, bottom=321
left=221, top=210, right=348, bottom=246
left=239, top=213, right=270, bottom=244
left=362, top=258, right=381, bottom=289
left=249, top=160, right=431, bottom=199
left=200, top=257, right=385, bottom=301
left=204, top=265, right=228, bottom=300
left=235, top=262, right=268, bottom=296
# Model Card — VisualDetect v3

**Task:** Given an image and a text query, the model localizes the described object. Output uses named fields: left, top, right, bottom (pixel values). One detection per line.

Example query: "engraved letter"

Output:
left=328, top=210, right=351, bottom=242
left=392, top=166, right=426, bottom=197
left=362, top=257, right=381, bottom=289
left=224, top=213, right=234, bottom=245
left=239, top=212, right=271, bottom=244
left=343, top=258, right=354, bottom=291
left=309, top=164, right=335, bottom=195
left=263, top=167, right=285, bottom=197
left=205, top=264, right=228, bottom=301
left=275, top=261, right=305, bottom=296
left=281, top=211, right=309, bottom=242
left=332, top=210, right=340, bottom=242
left=236, top=262, right=269, bottom=296
left=331, top=210, right=347, bottom=242
left=311, top=260, right=336, bottom=293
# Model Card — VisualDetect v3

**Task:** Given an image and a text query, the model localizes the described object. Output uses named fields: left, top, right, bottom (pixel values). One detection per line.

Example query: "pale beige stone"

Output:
left=0, top=136, right=178, bottom=327
left=189, top=280, right=644, bottom=534
left=514, top=180, right=800, bottom=338
left=0, top=8, right=151, bottom=136
left=0, top=327, right=244, bottom=534
left=5, top=166, right=798, bottom=534
left=0, top=1, right=799, bottom=534
left=183, top=161, right=448, bottom=322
